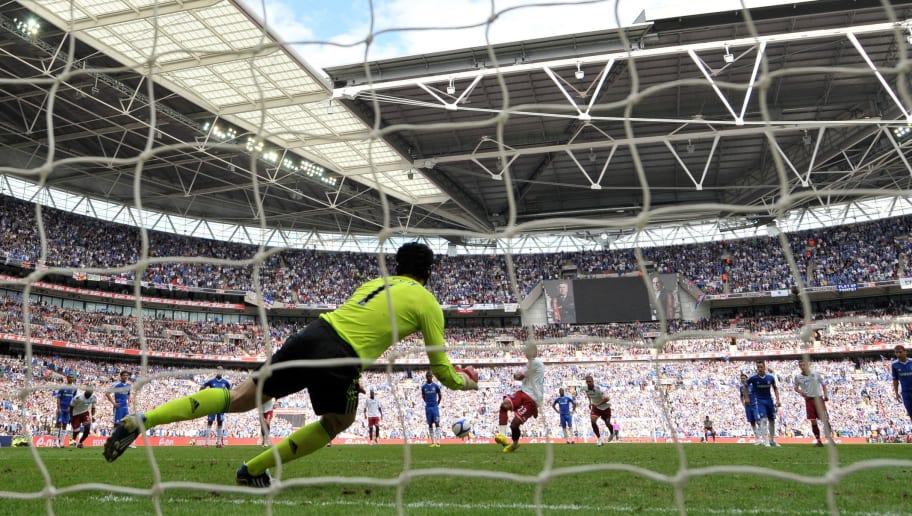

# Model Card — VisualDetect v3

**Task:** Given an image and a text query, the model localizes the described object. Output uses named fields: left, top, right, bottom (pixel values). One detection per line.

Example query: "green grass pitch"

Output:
left=1, top=443, right=911, bottom=515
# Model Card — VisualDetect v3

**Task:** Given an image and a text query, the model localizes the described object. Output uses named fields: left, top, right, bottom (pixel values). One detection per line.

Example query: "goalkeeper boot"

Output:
left=503, top=442, right=520, bottom=453
left=494, top=433, right=509, bottom=447
left=236, top=463, right=271, bottom=488
left=103, top=414, right=145, bottom=462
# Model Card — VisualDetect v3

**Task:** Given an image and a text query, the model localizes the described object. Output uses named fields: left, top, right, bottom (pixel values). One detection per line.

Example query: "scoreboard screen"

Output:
left=542, top=274, right=679, bottom=324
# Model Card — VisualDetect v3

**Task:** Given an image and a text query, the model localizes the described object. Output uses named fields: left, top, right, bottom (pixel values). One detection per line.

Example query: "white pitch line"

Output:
left=85, top=495, right=909, bottom=516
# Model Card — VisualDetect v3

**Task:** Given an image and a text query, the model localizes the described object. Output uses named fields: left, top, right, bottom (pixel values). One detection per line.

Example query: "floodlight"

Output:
left=575, top=62, right=584, bottom=80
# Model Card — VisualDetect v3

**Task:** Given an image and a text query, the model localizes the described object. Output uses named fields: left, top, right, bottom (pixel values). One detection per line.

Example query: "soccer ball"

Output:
left=451, top=419, right=472, bottom=438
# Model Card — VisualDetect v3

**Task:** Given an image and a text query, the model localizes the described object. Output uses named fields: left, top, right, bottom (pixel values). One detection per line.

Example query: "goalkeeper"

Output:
left=103, top=242, right=478, bottom=487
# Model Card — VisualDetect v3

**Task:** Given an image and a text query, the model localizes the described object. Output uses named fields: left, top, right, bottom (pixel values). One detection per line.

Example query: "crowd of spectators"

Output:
left=5, top=195, right=912, bottom=303
left=2, top=352, right=908, bottom=443
left=2, top=194, right=912, bottom=443
left=2, top=292, right=910, bottom=359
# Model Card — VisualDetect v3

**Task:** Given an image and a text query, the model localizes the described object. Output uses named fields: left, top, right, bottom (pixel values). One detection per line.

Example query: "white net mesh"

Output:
left=2, top=0, right=912, bottom=514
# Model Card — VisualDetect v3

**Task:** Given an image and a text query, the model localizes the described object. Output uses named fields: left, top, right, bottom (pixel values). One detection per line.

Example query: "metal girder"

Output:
left=419, top=166, right=493, bottom=233
left=215, top=91, right=331, bottom=116
left=430, top=123, right=869, bottom=164
left=153, top=46, right=281, bottom=74
left=335, top=19, right=907, bottom=97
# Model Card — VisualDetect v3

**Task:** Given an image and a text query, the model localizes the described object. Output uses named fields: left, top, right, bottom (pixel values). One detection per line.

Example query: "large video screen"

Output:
left=542, top=274, right=679, bottom=324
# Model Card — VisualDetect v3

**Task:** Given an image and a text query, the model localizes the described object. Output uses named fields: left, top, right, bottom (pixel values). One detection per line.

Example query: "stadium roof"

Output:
left=3, top=0, right=912, bottom=251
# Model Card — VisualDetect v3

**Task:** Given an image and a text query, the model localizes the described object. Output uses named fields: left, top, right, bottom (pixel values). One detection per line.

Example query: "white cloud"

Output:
left=239, top=0, right=802, bottom=70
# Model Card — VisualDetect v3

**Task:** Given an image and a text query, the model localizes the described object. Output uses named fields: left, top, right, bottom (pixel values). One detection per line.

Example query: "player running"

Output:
left=495, top=344, right=545, bottom=453
left=421, top=371, right=443, bottom=447
left=70, top=386, right=98, bottom=448
left=794, top=360, right=831, bottom=447
left=200, top=367, right=231, bottom=448
left=745, top=361, right=781, bottom=447
left=584, top=375, right=612, bottom=446
left=54, top=374, right=77, bottom=448
left=552, top=388, right=577, bottom=444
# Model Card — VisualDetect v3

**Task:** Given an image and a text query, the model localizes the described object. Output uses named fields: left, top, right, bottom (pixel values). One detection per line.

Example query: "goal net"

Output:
left=2, top=0, right=912, bottom=514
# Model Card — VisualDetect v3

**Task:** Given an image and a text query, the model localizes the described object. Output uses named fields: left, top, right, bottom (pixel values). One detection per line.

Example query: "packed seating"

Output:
left=2, top=292, right=910, bottom=358
left=4, top=195, right=912, bottom=303
left=2, top=352, right=908, bottom=442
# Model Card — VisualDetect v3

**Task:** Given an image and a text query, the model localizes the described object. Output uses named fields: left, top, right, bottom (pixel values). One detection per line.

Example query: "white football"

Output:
left=451, top=419, right=472, bottom=438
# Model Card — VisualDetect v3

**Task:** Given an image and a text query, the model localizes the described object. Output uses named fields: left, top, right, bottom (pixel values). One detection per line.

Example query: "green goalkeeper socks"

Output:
left=143, top=388, right=231, bottom=428
left=245, top=420, right=332, bottom=476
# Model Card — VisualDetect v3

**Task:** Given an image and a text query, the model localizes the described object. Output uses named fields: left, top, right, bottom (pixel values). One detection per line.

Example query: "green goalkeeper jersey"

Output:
left=321, top=275, right=466, bottom=390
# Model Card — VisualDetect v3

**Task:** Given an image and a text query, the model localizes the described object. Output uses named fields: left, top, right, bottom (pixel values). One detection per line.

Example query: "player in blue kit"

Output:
left=55, top=374, right=77, bottom=448
left=421, top=371, right=443, bottom=447
left=892, top=344, right=912, bottom=425
left=106, top=371, right=131, bottom=430
left=745, top=361, right=781, bottom=447
left=739, top=373, right=762, bottom=444
left=201, top=367, right=232, bottom=448
left=552, top=388, right=577, bottom=444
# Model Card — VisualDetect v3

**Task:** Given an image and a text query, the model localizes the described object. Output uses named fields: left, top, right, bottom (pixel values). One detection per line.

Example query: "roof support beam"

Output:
left=429, top=123, right=866, bottom=164
left=336, top=19, right=908, bottom=97
left=216, top=91, right=332, bottom=116
left=153, top=46, right=281, bottom=74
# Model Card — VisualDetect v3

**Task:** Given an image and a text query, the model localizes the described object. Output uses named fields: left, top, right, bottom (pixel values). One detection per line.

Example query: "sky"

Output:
left=236, top=0, right=802, bottom=71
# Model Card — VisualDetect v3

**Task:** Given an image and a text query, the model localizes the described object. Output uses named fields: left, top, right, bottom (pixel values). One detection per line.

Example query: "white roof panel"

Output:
left=307, top=107, right=366, bottom=134
left=27, top=0, right=451, bottom=210
left=310, top=142, right=370, bottom=168
left=348, top=140, right=402, bottom=164
left=235, top=107, right=330, bottom=136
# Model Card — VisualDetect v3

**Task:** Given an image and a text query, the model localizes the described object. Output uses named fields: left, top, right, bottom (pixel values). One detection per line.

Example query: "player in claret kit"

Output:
left=259, top=398, right=274, bottom=447
left=702, top=416, right=716, bottom=443
left=364, top=389, right=382, bottom=444
left=794, top=360, right=831, bottom=447
left=494, top=344, right=545, bottom=453
left=584, top=375, right=612, bottom=446
left=69, top=386, right=97, bottom=448
left=103, top=242, right=478, bottom=488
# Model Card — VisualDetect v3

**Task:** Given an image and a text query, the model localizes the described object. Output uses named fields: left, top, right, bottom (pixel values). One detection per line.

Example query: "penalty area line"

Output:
left=86, top=495, right=907, bottom=515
